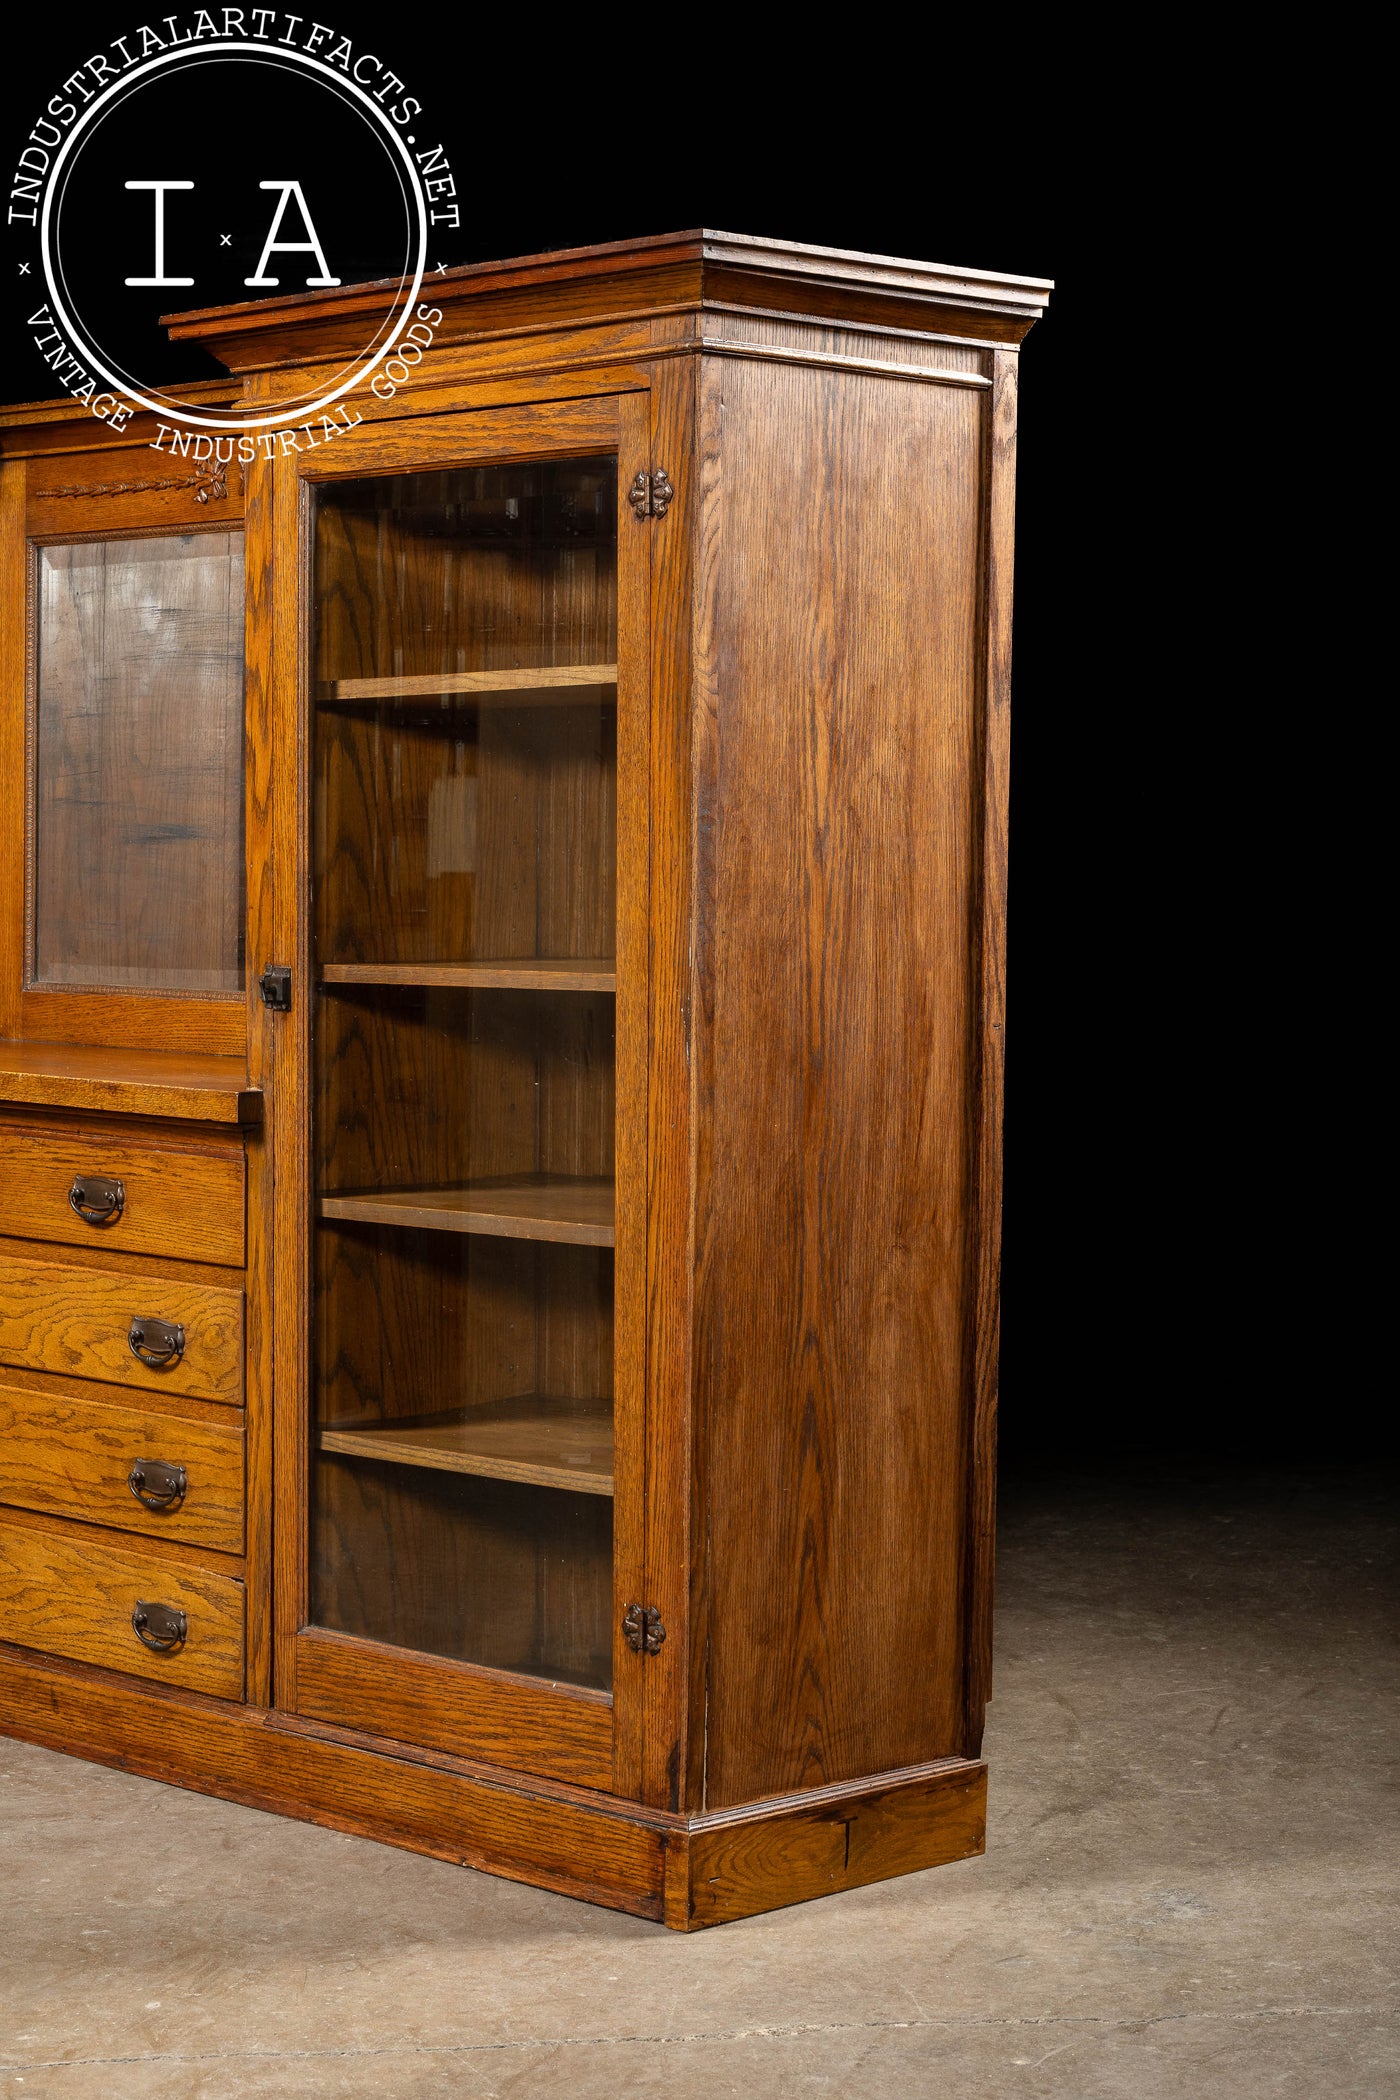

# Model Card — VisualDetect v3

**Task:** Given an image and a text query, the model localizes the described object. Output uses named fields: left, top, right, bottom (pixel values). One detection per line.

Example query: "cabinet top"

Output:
left=159, top=227, right=1052, bottom=373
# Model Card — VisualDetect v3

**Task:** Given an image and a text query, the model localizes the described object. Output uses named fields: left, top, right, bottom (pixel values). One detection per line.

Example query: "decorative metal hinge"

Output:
left=622, top=1602, right=666, bottom=1654
left=259, top=964, right=292, bottom=1011
left=627, top=468, right=674, bottom=521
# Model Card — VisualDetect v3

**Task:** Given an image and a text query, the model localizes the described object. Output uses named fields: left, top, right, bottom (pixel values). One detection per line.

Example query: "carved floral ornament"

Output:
left=34, top=461, right=232, bottom=503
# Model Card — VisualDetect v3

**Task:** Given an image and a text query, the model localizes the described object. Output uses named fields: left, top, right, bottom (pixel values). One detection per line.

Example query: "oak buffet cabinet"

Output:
left=0, top=232, right=1048, bottom=1928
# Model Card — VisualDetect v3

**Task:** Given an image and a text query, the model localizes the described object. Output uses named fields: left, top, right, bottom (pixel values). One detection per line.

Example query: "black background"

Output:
left=2, top=14, right=1364, bottom=1470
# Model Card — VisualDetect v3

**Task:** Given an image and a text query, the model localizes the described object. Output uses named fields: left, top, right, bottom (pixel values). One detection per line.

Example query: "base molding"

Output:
left=677, top=1760, right=987, bottom=1927
left=0, top=1643, right=986, bottom=1929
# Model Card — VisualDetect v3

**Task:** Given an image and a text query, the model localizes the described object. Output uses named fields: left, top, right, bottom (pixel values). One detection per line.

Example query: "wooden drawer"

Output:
left=0, top=1248, right=243, bottom=1404
left=0, top=1381, right=243, bottom=1553
left=0, top=1119, right=244, bottom=1266
left=0, top=1515, right=244, bottom=1698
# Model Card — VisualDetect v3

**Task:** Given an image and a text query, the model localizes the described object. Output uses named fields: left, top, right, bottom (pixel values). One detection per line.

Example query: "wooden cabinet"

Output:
left=0, top=232, right=1049, bottom=1927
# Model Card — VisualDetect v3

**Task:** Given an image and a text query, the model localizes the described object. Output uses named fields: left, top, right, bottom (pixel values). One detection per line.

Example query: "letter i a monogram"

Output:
left=122, top=180, right=341, bottom=291
left=245, top=182, right=341, bottom=287
left=124, top=181, right=195, bottom=286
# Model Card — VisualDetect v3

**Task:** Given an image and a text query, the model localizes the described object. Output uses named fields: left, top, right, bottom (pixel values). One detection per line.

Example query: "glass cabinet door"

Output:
left=309, top=455, right=621, bottom=1697
left=32, top=531, right=245, bottom=994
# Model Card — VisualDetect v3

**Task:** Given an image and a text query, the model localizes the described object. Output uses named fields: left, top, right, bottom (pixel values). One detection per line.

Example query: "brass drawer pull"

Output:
left=131, top=1600, right=187, bottom=1652
left=127, top=1459, right=187, bottom=1511
left=69, top=1173, right=125, bottom=1226
left=128, top=1316, right=185, bottom=1369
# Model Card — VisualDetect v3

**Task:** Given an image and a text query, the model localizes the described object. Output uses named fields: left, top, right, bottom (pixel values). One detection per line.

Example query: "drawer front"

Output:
left=0, top=1121, right=244, bottom=1266
left=0, top=1517, right=244, bottom=1698
left=0, top=1382, right=243, bottom=1552
left=0, top=1252, right=243, bottom=1403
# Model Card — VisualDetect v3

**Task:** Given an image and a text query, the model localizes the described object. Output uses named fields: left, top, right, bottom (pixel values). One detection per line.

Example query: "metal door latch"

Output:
left=259, top=965, right=292, bottom=1010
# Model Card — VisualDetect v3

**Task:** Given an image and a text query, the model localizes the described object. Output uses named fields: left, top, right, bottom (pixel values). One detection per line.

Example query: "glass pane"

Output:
left=310, top=457, right=618, bottom=1693
left=32, top=532, right=245, bottom=993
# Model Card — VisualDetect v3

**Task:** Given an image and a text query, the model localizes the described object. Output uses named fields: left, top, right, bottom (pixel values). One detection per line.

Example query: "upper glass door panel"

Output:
left=310, top=457, right=619, bottom=1693
left=31, top=531, right=246, bottom=994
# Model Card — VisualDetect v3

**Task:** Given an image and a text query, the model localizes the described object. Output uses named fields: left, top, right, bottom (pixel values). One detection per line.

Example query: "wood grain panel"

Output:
left=682, top=1759, right=986, bottom=1928
left=298, top=398, right=621, bottom=480
left=706, top=315, right=988, bottom=375
left=0, top=1380, right=244, bottom=1551
left=25, top=446, right=245, bottom=537
left=242, top=315, right=678, bottom=417
left=271, top=363, right=653, bottom=431
left=0, top=459, right=25, bottom=1039
left=267, top=429, right=307, bottom=1695
left=693, top=358, right=984, bottom=1806
left=702, top=266, right=1035, bottom=346
left=0, top=1118, right=244, bottom=1265
left=641, top=354, right=698, bottom=1813
left=0, top=1513, right=244, bottom=1698
left=607, top=386, right=652, bottom=1803
left=294, top=1627, right=612, bottom=1788
left=240, top=388, right=277, bottom=1706
left=0, top=384, right=238, bottom=452
left=963, top=349, right=1018, bottom=1754
left=17, top=987, right=247, bottom=1057
left=0, top=1247, right=243, bottom=1402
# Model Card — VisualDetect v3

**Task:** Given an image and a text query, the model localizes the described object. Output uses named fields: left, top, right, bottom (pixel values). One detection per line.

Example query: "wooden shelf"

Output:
left=329, top=665, right=617, bottom=703
left=320, top=959, right=616, bottom=992
left=319, top=1396, right=614, bottom=1496
left=0, top=1040, right=260, bottom=1126
left=319, top=1175, right=614, bottom=1246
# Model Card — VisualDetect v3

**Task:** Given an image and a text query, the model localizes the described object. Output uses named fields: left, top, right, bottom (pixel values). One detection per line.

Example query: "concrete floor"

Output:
left=1, top=1465, right=1396, bottom=2099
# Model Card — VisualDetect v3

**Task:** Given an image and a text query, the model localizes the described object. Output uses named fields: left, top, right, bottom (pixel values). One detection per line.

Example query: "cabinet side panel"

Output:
left=695, top=359, right=982, bottom=1806
left=963, top=350, right=1017, bottom=1749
